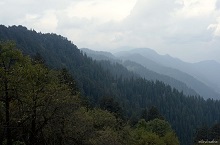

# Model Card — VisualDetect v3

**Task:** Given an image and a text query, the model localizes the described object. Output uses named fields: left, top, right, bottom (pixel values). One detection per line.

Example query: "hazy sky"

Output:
left=1, top=0, right=220, bottom=63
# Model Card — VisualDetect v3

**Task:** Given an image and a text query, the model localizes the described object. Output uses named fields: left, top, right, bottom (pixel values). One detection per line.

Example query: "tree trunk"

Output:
left=5, top=79, right=12, bottom=145
left=30, top=98, right=37, bottom=145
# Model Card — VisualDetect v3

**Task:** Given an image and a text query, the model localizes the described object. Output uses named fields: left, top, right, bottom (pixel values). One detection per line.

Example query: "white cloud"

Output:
left=19, top=10, right=58, bottom=32
left=1, top=0, right=220, bottom=62
left=174, top=0, right=217, bottom=18
left=65, top=0, right=137, bottom=22
left=208, top=17, right=220, bottom=36
left=109, top=0, right=220, bottom=62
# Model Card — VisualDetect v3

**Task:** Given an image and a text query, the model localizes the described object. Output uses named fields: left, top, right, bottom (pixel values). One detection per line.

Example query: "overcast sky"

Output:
left=1, top=0, right=220, bottom=63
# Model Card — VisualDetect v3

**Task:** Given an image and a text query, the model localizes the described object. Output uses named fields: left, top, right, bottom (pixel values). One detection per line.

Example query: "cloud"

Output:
left=0, top=0, right=70, bottom=28
left=65, top=0, right=136, bottom=22
left=0, top=0, right=220, bottom=62
left=208, top=17, right=220, bottom=36
left=174, top=0, right=216, bottom=18
left=19, top=10, right=58, bottom=32
left=125, top=0, right=216, bottom=38
left=107, top=0, right=220, bottom=62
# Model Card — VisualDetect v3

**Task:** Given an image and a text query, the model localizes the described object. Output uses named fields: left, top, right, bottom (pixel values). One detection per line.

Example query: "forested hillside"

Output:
left=1, top=25, right=220, bottom=145
left=81, top=48, right=198, bottom=97
left=115, top=49, right=220, bottom=99
left=0, top=41, right=179, bottom=145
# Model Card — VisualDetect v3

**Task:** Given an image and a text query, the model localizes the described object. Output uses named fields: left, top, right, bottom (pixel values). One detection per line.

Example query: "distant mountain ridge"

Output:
left=2, top=25, right=220, bottom=145
left=81, top=48, right=117, bottom=60
left=193, top=60, right=220, bottom=93
left=126, top=48, right=220, bottom=94
left=114, top=48, right=220, bottom=99
left=82, top=48, right=220, bottom=99
left=81, top=48, right=198, bottom=97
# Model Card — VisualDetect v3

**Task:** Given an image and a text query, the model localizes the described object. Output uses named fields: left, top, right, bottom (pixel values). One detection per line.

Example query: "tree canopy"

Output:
left=1, top=25, right=220, bottom=145
left=0, top=41, right=179, bottom=145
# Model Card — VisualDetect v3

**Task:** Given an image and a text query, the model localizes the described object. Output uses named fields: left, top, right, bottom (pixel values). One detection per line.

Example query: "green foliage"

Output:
left=100, top=97, right=122, bottom=118
left=56, top=107, right=130, bottom=145
left=194, top=123, right=220, bottom=143
left=145, top=119, right=172, bottom=137
left=3, top=140, right=26, bottom=145
left=135, top=119, right=172, bottom=137
left=134, top=131, right=164, bottom=145
left=162, top=132, right=180, bottom=145
left=0, top=41, right=79, bottom=145
left=0, top=40, right=181, bottom=145
left=1, top=25, right=220, bottom=145
left=0, top=41, right=32, bottom=145
left=211, top=123, right=220, bottom=140
left=59, top=68, right=79, bottom=95
left=89, top=127, right=122, bottom=145
left=89, top=108, right=117, bottom=129
left=141, top=106, right=164, bottom=122
left=132, top=119, right=179, bottom=145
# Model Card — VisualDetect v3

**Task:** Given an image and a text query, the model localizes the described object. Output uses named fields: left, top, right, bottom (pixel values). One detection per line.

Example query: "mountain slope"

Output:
left=81, top=48, right=117, bottom=60
left=123, top=60, right=198, bottom=96
left=1, top=25, right=220, bottom=145
left=124, top=48, right=220, bottom=95
left=81, top=48, right=198, bottom=96
left=115, top=49, right=220, bottom=99
left=193, top=60, right=220, bottom=93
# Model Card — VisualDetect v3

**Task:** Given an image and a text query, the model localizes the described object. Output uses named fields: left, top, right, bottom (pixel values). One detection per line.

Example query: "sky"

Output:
left=1, top=0, right=220, bottom=63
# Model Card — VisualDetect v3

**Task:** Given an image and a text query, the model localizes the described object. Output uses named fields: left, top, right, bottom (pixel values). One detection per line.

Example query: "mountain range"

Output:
left=82, top=47, right=220, bottom=99
left=1, top=25, right=220, bottom=145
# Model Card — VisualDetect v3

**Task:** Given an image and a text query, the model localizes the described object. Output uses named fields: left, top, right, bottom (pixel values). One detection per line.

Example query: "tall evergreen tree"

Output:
left=0, top=41, right=29, bottom=145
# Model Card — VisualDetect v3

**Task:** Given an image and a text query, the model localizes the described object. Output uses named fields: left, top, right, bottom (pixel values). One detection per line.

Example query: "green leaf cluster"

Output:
left=2, top=25, right=220, bottom=145
left=0, top=41, right=179, bottom=145
left=131, top=119, right=179, bottom=145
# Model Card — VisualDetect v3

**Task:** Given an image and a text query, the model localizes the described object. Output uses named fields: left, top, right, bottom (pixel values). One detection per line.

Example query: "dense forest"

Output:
left=0, top=41, right=179, bottom=145
left=81, top=48, right=199, bottom=97
left=1, top=25, right=220, bottom=145
left=114, top=49, right=220, bottom=99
